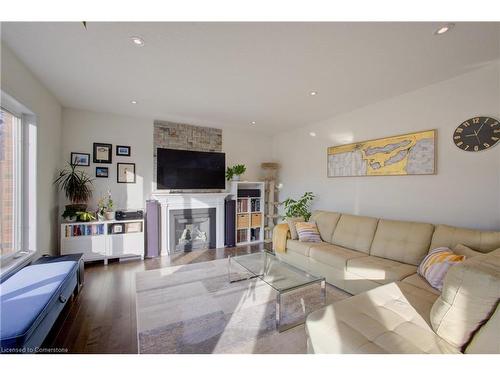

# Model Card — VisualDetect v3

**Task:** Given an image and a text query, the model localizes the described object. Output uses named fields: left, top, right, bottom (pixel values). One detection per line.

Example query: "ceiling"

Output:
left=1, top=22, right=499, bottom=134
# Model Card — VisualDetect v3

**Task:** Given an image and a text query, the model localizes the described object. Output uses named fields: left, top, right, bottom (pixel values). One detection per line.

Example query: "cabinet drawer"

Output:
left=251, top=213, right=262, bottom=227
left=237, top=214, right=250, bottom=229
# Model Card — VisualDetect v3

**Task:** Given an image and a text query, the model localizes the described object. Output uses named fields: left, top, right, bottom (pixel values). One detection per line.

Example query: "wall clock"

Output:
left=453, top=116, right=500, bottom=152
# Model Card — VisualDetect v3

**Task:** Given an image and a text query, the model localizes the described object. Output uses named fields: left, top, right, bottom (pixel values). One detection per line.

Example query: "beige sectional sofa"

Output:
left=274, top=210, right=500, bottom=354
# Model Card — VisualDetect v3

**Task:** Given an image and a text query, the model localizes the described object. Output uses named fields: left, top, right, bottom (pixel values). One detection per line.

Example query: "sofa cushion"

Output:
left=286, top=240, right=331, bottom=257
left=464, top=302, right=500, bottom=354
left=418, top=247, right=466, bottom=291
left=453, top=243, right=483, bottom=258
left=309, top=243, right=368, bottom=269
left=285, top=217, right=304, bottom=240
left=306, top=282, right=459, bottom=354
left=430, top=224, right=500, bottom=254
left=430, top=249, right=500, bottom=349
left=286, top=239, right=315, bottom=256
left=370, top=219, right=434, bottom=265
left=346, top=255, right=416, bottom=285
left=331, top=214, right=378, bottom=253
left=296, top=222, right=322, bottom=243
left=309, top=210, right=341, bottom=242
left=401, top=274, right=440, bottom=296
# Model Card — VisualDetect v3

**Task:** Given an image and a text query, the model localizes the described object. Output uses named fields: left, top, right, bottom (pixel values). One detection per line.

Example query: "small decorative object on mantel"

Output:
left=327, top=129, right=436, bottom=177
left=116, top=145, right=131, bottom=156
left=98, top=190, right=115, bottom=221
left=117, top=162, right=136, bottom=183
left=95, top=166, right=109, bottom=178
left=70, top=152, right=90, bottom=166
left=226, top=164, right=246, bottom=181
left=93, top=142, right=112, bottom=164
left=453, top=116, right=500, bottom=152
left=54, top=162, right=94, bottom=222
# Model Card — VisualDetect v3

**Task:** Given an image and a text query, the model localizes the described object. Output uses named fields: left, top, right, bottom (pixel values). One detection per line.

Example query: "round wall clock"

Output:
left=453, top=116, right=500, bottom=152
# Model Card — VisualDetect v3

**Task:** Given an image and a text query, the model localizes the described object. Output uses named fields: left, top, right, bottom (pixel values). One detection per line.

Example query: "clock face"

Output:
left=453, top=116, right=500, bottom=152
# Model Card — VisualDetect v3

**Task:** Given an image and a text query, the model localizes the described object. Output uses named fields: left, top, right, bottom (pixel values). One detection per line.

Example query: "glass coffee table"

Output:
left=228, top=251, right=326, bottom=331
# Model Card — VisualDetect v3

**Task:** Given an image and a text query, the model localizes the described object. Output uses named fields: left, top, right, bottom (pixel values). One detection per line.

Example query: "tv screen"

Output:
left=156, top=148, right=226, bottom=190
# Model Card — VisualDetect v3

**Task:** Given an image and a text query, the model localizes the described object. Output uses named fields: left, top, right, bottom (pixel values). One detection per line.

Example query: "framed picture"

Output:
left=117, top=163, right=136, bottom=183
left=327, top=129, right=436, bottom=177
left=116, top=145, right=131, bottom=156
left=70, top=152, right=90, bottom=166
left=95, top=166, right=109, bottom=178
left=93, top=143, right=112, bottom=164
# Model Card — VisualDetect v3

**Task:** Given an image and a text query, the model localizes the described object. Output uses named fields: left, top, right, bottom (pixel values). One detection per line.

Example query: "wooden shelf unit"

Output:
left=230, top=181, right=265, bottom=245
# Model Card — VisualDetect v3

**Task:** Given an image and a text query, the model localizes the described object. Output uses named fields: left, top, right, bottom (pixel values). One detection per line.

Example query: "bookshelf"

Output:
left=60, top=219, right=144, bottom=264
left=229, top=181, right=265, bottom=245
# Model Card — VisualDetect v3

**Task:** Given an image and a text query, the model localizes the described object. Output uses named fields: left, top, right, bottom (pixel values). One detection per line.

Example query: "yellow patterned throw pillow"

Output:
left=295, top=222, right=322, bottom=243
left=418, top=247, right=466, bottom=291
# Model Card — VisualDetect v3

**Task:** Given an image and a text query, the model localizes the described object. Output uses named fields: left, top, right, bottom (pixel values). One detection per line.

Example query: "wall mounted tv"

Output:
left=156, top=148, right=226, bottom=190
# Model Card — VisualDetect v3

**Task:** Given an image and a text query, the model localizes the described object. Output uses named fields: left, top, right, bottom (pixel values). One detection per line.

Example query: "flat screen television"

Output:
left=156, top=148, right=226, bottom=190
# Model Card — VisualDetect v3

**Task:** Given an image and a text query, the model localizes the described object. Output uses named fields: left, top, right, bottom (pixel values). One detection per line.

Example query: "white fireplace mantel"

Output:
left=151, top=192, right=228, bottom=255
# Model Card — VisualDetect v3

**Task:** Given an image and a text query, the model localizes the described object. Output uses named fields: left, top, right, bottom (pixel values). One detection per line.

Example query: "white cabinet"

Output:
left=60, top=220, right=144, bottom=263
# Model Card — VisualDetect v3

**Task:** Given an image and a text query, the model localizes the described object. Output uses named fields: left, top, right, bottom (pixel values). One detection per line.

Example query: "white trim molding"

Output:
left=151, top=192, right=228, bottom=255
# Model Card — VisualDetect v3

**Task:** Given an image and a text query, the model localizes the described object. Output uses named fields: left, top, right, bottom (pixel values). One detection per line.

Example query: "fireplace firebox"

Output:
left=169, top=208, right=216, bottom=252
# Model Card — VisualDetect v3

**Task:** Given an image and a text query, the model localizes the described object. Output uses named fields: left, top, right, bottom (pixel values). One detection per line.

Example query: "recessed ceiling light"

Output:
left=130, top=36, right=145, bottom=46
left=131, top=100, right=137, bottom=104
left=251, top=121, right=256, bottom=125
left=434, top=23, right=455, bottom=35
left=309, top=91, right=318, bottom=96
left=309, top=132, right=316, bottom=137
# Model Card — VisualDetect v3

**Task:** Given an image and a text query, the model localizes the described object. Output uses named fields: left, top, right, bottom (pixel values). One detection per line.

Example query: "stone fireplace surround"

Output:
left=151, top=192, right=227, bottom=255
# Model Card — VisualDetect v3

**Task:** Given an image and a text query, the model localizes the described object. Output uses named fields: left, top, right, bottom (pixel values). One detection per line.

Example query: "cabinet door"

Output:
left=108, top=233, right=144, bottom=258
left=61, top=236, right=107, bottom=261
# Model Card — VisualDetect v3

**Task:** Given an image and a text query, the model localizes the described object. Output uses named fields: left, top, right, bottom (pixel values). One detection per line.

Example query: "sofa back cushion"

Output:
left=309, top=210, right=341, bottom=242
left=430, top=248, right=500, bottom=350
left=465, top=302, right=500, bottom=354
left=331, top=214, right=378, bottom=253
left=430, top=224, right=500, bottom=254
left=370, top=219, right=434, bottom=265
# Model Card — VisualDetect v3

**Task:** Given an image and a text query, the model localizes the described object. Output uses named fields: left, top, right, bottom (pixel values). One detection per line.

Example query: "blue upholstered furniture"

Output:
left=0, top=254, right=83, bottom=350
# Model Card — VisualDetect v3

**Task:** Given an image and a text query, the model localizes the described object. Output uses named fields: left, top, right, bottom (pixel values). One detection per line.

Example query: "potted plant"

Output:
left=226, top=164, right=247, bottom=181
left=281, top=192, right=315, bottom=221
left=54, top=162, right=94, bottom=222
left=97, top=190, right=115, bottom=221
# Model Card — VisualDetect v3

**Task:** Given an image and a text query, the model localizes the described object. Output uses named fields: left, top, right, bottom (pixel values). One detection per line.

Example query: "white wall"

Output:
left=272, top=63, right=500, bottom=231
left=1, top=42, right=63, bottom=255
left=61, top=108, right=273, bottom=211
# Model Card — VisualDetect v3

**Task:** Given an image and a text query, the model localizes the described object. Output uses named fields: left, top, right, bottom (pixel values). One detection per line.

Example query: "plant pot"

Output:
left=232, top=175, right=241, bottom=181
left=104, top=211, right=115, bottom=221
left=65, top=203, right=87, bottom=212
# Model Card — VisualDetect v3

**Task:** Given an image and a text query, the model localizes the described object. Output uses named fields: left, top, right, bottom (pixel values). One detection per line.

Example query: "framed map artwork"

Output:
left=327, top=130, right=436, bottom=177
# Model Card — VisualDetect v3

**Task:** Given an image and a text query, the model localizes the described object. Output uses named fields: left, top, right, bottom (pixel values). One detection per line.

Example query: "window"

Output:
left=0, top=108, right=23, bottom=260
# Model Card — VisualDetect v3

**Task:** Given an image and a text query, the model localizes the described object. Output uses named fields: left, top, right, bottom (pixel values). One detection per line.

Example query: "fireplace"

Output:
left=169, top=208, right=216, bottom=252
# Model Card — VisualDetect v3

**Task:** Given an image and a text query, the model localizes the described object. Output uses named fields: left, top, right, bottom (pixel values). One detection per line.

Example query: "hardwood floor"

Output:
left=43, top=244, right=268, bottom=354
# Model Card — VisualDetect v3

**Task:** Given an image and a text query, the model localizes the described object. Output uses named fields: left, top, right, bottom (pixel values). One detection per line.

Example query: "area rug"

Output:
left=135, top=258, right=349, bottom=354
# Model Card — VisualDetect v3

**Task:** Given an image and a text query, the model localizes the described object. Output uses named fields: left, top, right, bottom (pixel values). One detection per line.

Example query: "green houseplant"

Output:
left=54, top=162, right=94, bottom=221
left=226, top=164, right=247, bottom=181
left=281, top=192, right=315, bottom=221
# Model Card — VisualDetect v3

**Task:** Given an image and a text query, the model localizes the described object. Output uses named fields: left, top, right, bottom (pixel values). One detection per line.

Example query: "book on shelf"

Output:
left=237, top=198, right=249, bottom=213
left=64, top=223, right=105, bottom=237
left=250, top=199, right=261, bottom=212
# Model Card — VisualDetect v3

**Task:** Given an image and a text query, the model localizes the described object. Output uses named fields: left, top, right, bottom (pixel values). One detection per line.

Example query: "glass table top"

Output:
left=229, top=251, right=324, bottom=293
